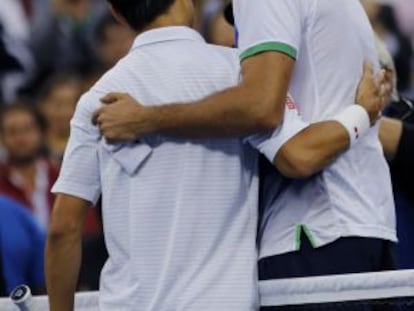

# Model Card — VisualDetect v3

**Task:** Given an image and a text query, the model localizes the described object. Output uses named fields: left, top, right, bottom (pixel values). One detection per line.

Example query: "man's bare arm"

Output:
left=94, top=52, right=294, bottom=140
left=46, top=194, right=90, bottom=311
left=270, top=63, right=388, bottom=178
left=95, top=53, right=384, bottom=143
left=274, top=121, right=349, bottom=178
left=380, top=117, right=403, bottom=161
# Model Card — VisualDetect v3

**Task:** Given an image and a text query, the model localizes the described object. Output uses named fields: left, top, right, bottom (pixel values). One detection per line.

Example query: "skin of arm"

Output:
left=94, top=53, right=385, bottom=178
left=379, top=117, right=403, bottom=161
left=94, top=52, right=295, bottom=140
left=46, top=194, right=90, bottom=311
left=265, top=62, right=387, bottom=178
left=274, top=121, right=349, bottom=178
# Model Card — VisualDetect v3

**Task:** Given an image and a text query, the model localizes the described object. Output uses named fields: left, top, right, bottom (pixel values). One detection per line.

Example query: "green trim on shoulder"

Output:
left=302, top=225, right=317, bottom=248
left=240, top=42, right=298, bottom=62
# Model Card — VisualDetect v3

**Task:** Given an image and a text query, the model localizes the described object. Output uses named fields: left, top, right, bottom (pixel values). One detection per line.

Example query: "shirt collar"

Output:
left=131, top=26, right=205, bottom=50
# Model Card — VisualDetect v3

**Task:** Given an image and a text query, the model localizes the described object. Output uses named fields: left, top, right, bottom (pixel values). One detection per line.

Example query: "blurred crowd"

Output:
left=0, top=0, right=413, bottom=297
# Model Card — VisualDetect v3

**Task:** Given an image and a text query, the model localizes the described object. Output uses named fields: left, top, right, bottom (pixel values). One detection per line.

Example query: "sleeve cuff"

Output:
left=51, top=181, right=101, bottom=205
left=240, top=42, right=298, bottom=62
left=247, top=119, right=308, bottom=163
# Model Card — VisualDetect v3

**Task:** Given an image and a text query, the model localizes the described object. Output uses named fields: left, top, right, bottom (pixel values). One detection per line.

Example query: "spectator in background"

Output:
left=373, top=29, right=414, bottom=269
left=394, top=0, right=414, bottom=43
left=0, top=23, right=23, bottom=105
left=0, top=196, right=46, bottom=295
left=361, top=0, right=413, bottom=93
left=30, top=0, right=106, bottom=79
left=95, top=14, right=135, bottom=72
left=0, top=1, right=36, bottom=104
left=0, top=104, right=58, bottom=228
left=39, top=75, right=81, bottom=165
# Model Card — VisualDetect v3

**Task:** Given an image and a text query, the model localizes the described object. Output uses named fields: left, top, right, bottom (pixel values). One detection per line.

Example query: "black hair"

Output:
left=0, top=103, right=47, bottom=134
left=107, top=0, right=175, bottom=31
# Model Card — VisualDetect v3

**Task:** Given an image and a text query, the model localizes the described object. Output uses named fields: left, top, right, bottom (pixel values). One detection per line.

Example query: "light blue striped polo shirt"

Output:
left=52, top=27, right=260, bottom=311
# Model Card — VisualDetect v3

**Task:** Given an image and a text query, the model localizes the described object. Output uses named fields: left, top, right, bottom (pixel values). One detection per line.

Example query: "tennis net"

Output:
left=0, top=269, right=413, bottom=310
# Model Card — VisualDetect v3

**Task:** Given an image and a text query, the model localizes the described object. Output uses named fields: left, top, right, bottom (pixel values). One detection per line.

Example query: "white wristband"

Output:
left=332, top=105, right=371, bottom=146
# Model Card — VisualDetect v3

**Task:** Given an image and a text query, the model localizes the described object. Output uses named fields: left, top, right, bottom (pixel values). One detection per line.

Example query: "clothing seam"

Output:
left=302, top=224, right=317, bottom=248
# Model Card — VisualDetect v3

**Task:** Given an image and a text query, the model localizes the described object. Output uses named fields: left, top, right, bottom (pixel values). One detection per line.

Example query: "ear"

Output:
left=108, top=4, right=130, bottom=29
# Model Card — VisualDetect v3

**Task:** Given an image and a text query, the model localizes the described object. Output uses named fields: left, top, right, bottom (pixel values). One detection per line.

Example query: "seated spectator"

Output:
left=361, top=0, right=413, bottom=93
left=0, top=196, right=46, bottom=295
left=38, top=75, right=81, bottom=165
left=30, top=0, right=106, bottom=78
left=0, top=103, right=58, bottom=228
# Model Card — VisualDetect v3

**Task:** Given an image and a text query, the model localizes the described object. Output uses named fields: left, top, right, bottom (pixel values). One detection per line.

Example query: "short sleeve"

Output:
left=247, top=96, right=309, bottom=162
left=52, top=91, right=102, bottom=205
left=234, top=0, right=310, bottom=61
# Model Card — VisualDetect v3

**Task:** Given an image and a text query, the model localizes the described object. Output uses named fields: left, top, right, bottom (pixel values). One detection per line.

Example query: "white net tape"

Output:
left=260, top=269, right=414, bottom=307
left=0, top=291, right=99, bottom=311
left=1, top=270, right=414, bottom=310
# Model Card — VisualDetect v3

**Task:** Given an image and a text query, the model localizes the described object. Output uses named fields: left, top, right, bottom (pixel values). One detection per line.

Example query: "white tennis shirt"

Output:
left=52, top=27, right=260, bottom=311
left=234, top=0, right=396, bottom=257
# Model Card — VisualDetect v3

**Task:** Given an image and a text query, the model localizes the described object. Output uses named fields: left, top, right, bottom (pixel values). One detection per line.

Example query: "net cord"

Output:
left=260, top=269, right=414, bottom=306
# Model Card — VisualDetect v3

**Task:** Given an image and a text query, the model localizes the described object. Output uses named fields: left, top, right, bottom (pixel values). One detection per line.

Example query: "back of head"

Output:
left=107, top=0, right=176, bottom=31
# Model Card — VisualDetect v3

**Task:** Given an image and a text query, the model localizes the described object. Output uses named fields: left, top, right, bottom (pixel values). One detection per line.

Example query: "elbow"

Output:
left=275, top=148, right=321, bottom=179
left=278, top=162, right=317, bottom=179
left=47, top=218, right=82, bottom=246
left=245, top=92, right=284, bottom=131
left=255, top=111, right=283, bottom=131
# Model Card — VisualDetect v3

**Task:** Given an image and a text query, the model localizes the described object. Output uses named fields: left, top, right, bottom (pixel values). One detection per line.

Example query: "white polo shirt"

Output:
left=53, top=27, right=260, bottom=311
left=234, top=0, right=396, bottom=257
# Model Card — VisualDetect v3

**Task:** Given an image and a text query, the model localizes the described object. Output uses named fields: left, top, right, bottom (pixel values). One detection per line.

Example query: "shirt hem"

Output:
left=259, top=224, right=397, bottom=259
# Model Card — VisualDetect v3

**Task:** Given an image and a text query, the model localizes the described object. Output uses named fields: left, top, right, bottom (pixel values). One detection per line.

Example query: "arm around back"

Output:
left=95, top=51, right=296, bottom=140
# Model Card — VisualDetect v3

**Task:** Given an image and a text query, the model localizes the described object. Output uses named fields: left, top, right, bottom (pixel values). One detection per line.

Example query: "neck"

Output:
left=143, top=19, right=191, bottom=33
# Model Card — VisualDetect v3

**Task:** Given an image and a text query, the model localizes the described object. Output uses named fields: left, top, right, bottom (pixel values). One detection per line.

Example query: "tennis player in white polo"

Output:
left=46, top=0, right=387, bottom=310
left=92, top=0, right=395, bottom=309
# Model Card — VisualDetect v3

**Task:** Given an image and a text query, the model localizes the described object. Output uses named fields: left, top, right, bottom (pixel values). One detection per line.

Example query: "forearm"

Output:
left=380, top=117, right=403, bottom=161
left=275, top=121, right=349, bottom=178
left=144, top=84, right=282, bottom=138
left=140, top=53, right=293, bottom=138
left=46, top=231, right=82, bottom=311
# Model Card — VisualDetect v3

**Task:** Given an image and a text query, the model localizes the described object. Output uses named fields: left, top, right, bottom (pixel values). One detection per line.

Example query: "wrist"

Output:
left=138, top=106, right=160, bottom=135
left=332, top=105, right=371, bottom=147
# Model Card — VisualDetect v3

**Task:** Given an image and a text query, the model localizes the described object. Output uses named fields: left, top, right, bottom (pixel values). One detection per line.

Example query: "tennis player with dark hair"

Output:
left=47, top=1, right=386, bottom=311
left=46, top=1, right=261, bottom=310
left=94, top=1, right=396, bottom=309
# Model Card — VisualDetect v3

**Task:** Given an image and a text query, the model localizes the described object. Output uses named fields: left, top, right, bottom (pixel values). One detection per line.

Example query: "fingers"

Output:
left=375, top=69, right=386, bottom=89
left=100, top=92, right=128, bottom=104
left=92, top=108, right=104, bottom=125
left=362, top=60, right=374, bottom=79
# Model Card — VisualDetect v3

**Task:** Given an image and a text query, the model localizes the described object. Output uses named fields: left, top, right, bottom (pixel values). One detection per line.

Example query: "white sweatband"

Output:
left=332, top=105, right=371, bottom=146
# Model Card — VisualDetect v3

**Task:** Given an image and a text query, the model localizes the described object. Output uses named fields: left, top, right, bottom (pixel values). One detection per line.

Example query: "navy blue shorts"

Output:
left=259, top=229, right=396, bottom=311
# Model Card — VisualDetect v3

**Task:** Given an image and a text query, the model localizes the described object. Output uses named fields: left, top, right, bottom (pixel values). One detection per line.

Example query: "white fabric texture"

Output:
left=53, top=27, right=260, bottom=311
left=234, top=0, right=396, bottom=257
